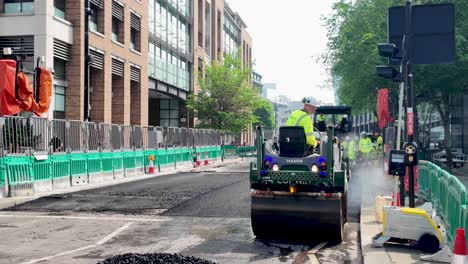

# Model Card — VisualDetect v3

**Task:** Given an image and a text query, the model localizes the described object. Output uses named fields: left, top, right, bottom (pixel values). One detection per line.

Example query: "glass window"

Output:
left=53, top=85, right=66, bottom=119
left=54, top=58, right=66, bottom=79
left=89, top=3, right=102, bottom=33
left=54, top=0, right=66, bottom=19
left=170, top=120, right=179, bottom=127
left=159, top=99, right=180, bottom=127
left=160, top=119, right=170, bottom=127
left=4, top=0, right=34, bottom=14
left=112, top=17, right=120, bottom=42
left=160, top=99, right=169, bottom=109
left=170, top=110, right=178, bottom=119
left=160, top=110, right=170, bottom=118
left=131, top=28, right=137, bottom=50
left=170, top=99, right=179, bottom=109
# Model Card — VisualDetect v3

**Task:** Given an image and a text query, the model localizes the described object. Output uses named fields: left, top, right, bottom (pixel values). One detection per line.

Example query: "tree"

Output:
left=187, top=54, right=261, bottom=133
left=324, top=0, right=468, bottom=171
left=254, top=99, right=275, bottom=129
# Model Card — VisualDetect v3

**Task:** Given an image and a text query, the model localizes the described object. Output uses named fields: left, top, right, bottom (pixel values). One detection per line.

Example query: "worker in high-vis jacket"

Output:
left=317, top=113, right=326, bottom=132
left=285, top=97, right=320, bottom=151
left=342, top=136, right=356, bottom=165
left=359, top=131, right=373, bottom=162
left=374, top=131, right=384, bottom=164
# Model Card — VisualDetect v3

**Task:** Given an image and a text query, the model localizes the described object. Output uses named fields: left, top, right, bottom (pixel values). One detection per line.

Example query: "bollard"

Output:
left=148, top=155, right=155, bottom=174
left=204, top=151, right=209, bottom=166
left=452, top=228, right=467, bottom=264
left=391, top=192, right=401, bottom=207
left=196, top=152, right=201, bottom=166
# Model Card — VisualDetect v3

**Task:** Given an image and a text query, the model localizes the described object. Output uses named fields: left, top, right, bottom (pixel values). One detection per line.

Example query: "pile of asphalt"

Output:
left=97, top=253, right=216, bottom=264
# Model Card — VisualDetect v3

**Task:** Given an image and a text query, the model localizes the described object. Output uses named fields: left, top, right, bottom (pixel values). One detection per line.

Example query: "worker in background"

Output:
left=317, top=113, right=326, bottom=132
left=286, top=97, right=320, bottom=153
left=359, top=131, right=373, bottom=165
left=375, top=131, right=384, bottom=165
left=345, top=136, right=356, bottom=166
left=336, top=115, right=343, bottom=130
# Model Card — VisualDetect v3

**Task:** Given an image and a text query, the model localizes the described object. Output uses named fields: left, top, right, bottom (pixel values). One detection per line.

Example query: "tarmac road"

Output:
left=0, top=160, right=368, bottom=264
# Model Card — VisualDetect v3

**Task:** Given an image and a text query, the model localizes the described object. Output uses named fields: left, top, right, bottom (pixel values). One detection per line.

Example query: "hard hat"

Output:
left=361, top=131, right=366, bottom=136
left=302, top=97, right=320, bottom=107
left=346, top=136, right=350, bottom=141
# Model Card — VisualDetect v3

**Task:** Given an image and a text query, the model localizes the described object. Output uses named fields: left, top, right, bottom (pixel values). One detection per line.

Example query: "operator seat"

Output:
left=278, top=126, right=306, bottom=157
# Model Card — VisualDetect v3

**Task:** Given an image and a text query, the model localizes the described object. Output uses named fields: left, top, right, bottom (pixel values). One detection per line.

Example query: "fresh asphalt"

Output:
left=0, top=160, right=373, bottom=264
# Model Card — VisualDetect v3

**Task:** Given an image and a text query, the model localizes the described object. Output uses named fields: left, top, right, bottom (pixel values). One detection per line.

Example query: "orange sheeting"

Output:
left=33, top=68, right=53, bottom=117
left=16, top=68, right=53, bottom=117
left=17, top=72, right=34, bottom=111
left=1, top=63, right=53, bottom=117
left=0, top=59, right=20, bottom=116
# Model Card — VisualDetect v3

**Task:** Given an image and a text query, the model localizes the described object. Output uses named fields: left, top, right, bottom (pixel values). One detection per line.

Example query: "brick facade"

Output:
left=66, top=0, right=148, bottom=125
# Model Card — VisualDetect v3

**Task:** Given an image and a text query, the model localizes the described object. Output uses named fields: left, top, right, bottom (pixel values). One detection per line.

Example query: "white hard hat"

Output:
left=361, top=131, right=366, bottom=136
left=302, top=97, right=320, bottom=107
left=346, top=136, right=350, bottom=141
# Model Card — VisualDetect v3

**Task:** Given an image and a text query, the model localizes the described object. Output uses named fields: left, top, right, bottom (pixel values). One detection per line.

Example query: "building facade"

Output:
left=252, top=70, right=263, bottom=92
left=0, top=0, right=148, bottom=124
left=0, top=0, right=252, bottom=130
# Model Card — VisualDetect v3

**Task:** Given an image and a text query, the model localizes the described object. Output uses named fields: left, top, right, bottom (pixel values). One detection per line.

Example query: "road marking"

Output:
left=21, top=245, right=96, bottom=264
left=97, top=222, right=133, bottom=245
left=307, top=242, right=327, bottom=264
left=21, top=222, right=134, bottom=264
left=0, top=213, right=168, bottom=222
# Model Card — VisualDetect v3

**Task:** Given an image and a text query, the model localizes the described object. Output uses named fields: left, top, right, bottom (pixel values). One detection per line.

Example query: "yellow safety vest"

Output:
left=377, top=136, right=383, bottom=150
left=286, top=110, right=317, bottom=148
left=348, top=140, right=356, bottom=160
left=359, top=137, right=372, bottom=153
left=317, top=114, right=326, bottom=122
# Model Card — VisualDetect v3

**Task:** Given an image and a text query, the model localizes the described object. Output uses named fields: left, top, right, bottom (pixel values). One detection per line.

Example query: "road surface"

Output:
left=0, top=160, right=380, bottom=264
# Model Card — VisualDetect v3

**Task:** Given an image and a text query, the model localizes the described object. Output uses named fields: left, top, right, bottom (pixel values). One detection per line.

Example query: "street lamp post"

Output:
left=84, top=0, right=92, bottom=121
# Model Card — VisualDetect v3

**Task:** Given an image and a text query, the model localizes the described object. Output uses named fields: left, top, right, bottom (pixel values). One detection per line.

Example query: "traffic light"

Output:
left=376, top=43, right=401, bottom=82
left=378, top=43, right=398, bottom=58
left=376, top=66, right=401, bottom=82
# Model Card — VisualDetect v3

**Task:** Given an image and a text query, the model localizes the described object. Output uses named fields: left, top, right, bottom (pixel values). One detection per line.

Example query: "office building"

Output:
left=0, top=0, right=148, bottom=124
left=252, top=70, right=263, bottom=92
left=0, top=0, right=252, bottom=130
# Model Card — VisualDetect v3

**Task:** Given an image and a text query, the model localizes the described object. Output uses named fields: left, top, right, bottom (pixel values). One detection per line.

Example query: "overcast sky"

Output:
left=227, top=0, right=337, bottom=103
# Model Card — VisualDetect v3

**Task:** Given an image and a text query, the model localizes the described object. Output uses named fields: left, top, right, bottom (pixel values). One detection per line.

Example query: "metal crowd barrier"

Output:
left=0, top=116, right=240, bottom=198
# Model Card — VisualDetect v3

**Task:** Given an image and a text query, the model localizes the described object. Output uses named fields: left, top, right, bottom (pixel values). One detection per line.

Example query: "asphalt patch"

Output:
left=97, top=253, right=216, bottom=264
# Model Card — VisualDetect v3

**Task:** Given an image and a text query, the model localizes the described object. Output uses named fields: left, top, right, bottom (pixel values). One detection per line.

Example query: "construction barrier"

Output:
left=0, top=116, right=246, bottom=197
left=418, top=161, right=468, bottom=249
left=236, top=146, right=257, bottom=157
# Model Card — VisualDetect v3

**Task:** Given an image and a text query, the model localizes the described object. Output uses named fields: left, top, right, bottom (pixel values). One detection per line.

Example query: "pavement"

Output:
left=358, top=164, right=466, bottom=264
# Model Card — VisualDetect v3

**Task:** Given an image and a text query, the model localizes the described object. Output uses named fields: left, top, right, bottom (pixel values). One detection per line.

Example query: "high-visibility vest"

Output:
left=286, top=109, right=317, bottom=148
left=359, top=137, right=372, bottom=153
left=348, top=140, right=356, bottom=160
left=317, top=114, right=326, bottom=122
left=376, top=136, right=383, bottom=150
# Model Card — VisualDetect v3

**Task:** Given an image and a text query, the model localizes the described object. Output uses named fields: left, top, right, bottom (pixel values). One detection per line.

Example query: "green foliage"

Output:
left=325, top=0, right=468, bottom=111
left=187, top=54, right=261, bottom=133
left=254, top=98, right=275, bottom=129
left=325, top=0, right=468, bottom=168
left=324, top=0, right=401, bottom=113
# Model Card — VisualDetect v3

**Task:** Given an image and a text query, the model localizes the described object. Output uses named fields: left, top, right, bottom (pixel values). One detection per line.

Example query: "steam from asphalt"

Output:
left=348, top=163, right=394, bottom=222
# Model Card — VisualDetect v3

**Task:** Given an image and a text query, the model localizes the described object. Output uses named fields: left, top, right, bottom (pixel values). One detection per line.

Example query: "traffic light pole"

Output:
left=404, top=0, right=416, bottom=208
